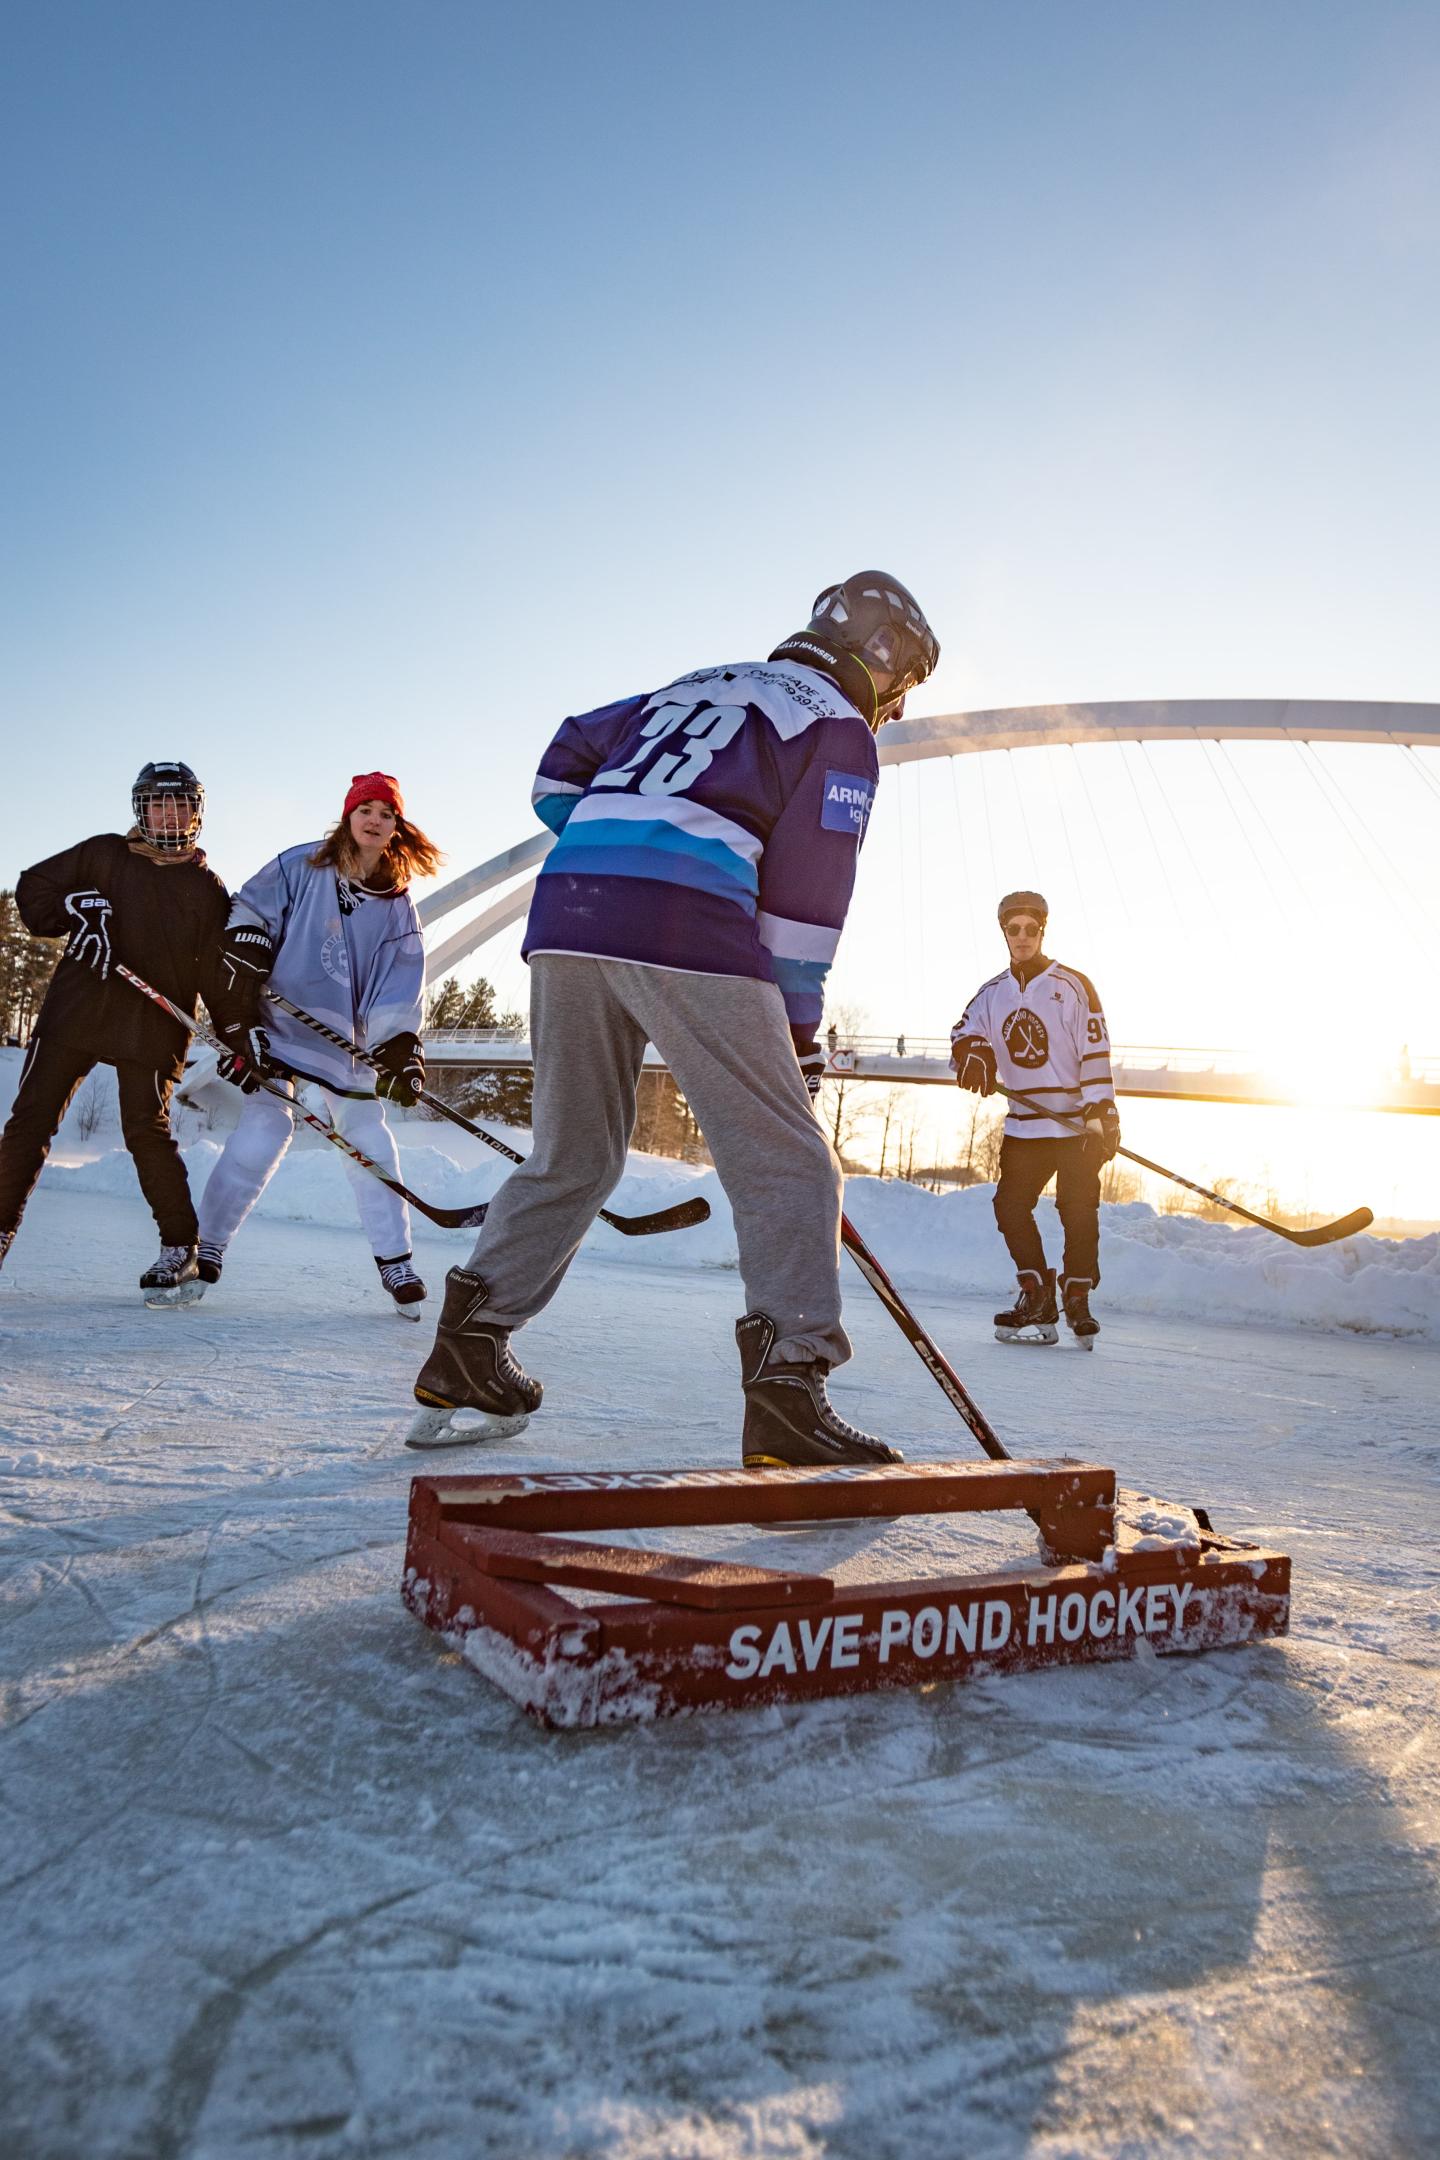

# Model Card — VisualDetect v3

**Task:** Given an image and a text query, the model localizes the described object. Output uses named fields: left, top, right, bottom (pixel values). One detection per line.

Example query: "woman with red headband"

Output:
left=196, top=773, right=443, bottom=1314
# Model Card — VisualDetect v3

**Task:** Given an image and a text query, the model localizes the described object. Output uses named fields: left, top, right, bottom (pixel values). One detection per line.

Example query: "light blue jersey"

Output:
left=227, top=844, right=425, bottom=1094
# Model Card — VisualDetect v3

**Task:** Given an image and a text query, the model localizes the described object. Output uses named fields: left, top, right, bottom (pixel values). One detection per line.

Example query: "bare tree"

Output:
left=73, top=1072, right=109, bottom=1142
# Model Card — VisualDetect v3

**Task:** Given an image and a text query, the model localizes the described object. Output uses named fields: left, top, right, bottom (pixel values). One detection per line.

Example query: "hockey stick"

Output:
left=840, top=1214, right=1011, bottom=1462
left=997, top=1085, right=1372, bottom=1247
left=840, top=1213, right=1217, bottom=1531
left=261, top=988, right=712, bottom=1240
left=114, top=964, right=491, bottom=1230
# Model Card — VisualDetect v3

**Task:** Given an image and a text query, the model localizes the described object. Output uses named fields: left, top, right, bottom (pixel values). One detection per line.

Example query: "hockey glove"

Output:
left=211, top=922, right=277, bottom=1029
left=64, top=889, right=113, bottom=979
left=1084, top=1100, right=1122, bottom=1163
left=951, top=1033, right=997, bottom=1096
left=373, top=1030, right=425, bottom=1105
left=797, top=1049, right=826, bottom=1101
left=216, top=1019, right=273, bottom=1094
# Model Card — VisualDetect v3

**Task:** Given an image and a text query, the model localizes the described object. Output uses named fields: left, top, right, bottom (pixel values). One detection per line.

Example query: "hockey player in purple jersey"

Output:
left=951, top=892, right=1120, bottom=1346
left=410, top=572, right=940, bottom=1459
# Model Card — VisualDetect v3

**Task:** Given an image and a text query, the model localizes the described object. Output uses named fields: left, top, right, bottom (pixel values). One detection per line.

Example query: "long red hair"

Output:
left=310, top=813, right=444, bottom=888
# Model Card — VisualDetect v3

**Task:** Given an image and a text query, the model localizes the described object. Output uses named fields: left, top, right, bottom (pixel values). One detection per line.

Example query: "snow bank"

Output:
left=39, top=1116, right=1440, bottom=1341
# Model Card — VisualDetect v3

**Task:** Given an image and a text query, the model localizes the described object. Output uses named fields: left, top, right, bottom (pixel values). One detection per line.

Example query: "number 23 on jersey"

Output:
left=590, top=702, right=746, bottom=799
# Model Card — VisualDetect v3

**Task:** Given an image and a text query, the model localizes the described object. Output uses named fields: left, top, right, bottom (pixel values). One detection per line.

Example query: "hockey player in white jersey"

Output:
left=950, top=891, right=1120, bottom=1344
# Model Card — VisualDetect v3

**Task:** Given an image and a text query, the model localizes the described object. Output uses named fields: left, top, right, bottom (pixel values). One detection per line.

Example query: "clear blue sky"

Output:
left=3, top=0, right=1437, bottom=914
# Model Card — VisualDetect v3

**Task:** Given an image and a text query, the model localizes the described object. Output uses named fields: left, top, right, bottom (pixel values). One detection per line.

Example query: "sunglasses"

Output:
left=1003, top=918, right=1042, bottom=936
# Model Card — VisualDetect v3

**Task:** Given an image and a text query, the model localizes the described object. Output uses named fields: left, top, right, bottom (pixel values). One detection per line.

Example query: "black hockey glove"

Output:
left=211, top=922, right=277, bottom=1029
left=951, top=1033, right=997, bottom=1096
left=373, top=1030, right=425, bottom=1105
left=1084, top=1100, right=1122, bottom=1163
left=64, top=889, right=113, bottom=979
left=216, top=1019, right=273, bottom=1094
left=797, top=1049, right=826, bottom=1101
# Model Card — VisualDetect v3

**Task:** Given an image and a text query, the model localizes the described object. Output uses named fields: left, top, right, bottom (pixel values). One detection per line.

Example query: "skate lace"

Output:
left=378, top=1258, right=421, bottom=1290
left=802, top=1372, right=882, bottom=1451
left=156, top=1244, right=190, bottom=1269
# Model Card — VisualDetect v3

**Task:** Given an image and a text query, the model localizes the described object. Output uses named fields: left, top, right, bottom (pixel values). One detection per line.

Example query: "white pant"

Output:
left=198, top=1082, right=410, bottom=1258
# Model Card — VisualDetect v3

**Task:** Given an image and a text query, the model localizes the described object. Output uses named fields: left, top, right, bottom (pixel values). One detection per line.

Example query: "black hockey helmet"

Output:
left=132, top=760, right=204, bottom=852
left=771, top=572, right=939, bottom=729
left=809, top=572, right=938, bottom=712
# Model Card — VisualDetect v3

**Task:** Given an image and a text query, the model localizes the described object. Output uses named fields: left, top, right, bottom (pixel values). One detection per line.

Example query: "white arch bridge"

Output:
left=415, top=697, right=1440, bottom=1116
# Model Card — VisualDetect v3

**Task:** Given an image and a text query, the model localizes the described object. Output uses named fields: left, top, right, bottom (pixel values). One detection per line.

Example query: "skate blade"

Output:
left=392, top=1300, right=424, bottom=1323
left=404, top=1405, right=530, bottom=1450
left=994, top=1324, right=1058, bottom=1345
left=143, top=1282, right=205, bottom=1310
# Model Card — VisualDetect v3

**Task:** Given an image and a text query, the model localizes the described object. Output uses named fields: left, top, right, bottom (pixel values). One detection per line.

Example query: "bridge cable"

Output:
left=914, top=761, right=928, bottom=1023
left=976, top=752, right=1000, bottom=904
left=949, top=756, right=987, bottom=986
left=1043, top=745, right=1099, bottom=952
left=1294, top=741, right=1432, bottom=919
left=894, top=766, right=911, bottom=1024
left=1215, top=740, right=1310, bottom=931
left=1198, top=738, right=1298, bottom=931
left=1066, top=743, right=1138, bottom=933
left=1138, top=742, right=1215, bottom=907
left=1115, top=740, right=1187, bottom=928
left=1401, top=743, right=1440, bottom=811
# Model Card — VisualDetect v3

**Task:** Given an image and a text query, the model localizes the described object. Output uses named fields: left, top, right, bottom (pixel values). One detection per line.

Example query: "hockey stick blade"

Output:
left=1271, top=1205, right=1374, bottom=1248
left=999, top=1085, right=1373, bottom=1250
left=602, top=1195, right=711, bottom=1237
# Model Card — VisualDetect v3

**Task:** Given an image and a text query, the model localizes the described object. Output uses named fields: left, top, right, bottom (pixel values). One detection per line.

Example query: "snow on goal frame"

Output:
left=415, top=697, right=1440, bottom=984
left=402, top=1462, right=1289, bottom=1728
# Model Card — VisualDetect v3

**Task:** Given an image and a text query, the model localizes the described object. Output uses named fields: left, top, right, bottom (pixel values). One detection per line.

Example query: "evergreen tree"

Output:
left=0, top=889, right=59, bottom=1043
left=424, top=973, right=531, bottom=1126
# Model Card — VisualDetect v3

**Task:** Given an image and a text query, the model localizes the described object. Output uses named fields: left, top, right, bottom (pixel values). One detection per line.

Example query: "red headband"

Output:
left=343, top=772, right=404, bottom=822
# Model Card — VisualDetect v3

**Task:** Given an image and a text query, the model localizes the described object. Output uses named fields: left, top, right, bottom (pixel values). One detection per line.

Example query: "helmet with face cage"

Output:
left=132, top=761, right=204, bottom=852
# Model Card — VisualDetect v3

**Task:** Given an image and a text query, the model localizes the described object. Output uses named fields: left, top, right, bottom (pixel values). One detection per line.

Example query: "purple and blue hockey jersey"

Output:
left=522, top=661, right=879, bottom=1050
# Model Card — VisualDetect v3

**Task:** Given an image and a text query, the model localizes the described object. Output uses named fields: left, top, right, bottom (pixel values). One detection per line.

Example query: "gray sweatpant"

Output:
left=462, top=954, right=851, bottom=1367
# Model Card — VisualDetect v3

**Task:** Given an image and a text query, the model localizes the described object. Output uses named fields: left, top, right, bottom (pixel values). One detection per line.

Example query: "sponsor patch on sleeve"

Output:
left=821, top=770, right=874, bottom=836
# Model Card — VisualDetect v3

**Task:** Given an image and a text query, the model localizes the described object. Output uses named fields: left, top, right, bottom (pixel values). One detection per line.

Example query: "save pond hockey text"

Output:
left=724, top=1579, right=1198, bottom=1681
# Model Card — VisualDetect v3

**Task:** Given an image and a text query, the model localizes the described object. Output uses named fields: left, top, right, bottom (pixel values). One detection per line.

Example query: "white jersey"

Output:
left=952, top=959, right=1115, bottom=1140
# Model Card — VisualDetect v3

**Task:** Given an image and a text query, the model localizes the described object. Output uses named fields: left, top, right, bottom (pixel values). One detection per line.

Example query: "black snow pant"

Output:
left=994, top=1133, right=1102, bottom=1285
left=0, top=1030, right=197, bottom=1244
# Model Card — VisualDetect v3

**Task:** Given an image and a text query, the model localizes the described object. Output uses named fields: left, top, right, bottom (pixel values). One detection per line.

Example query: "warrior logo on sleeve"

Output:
left=1003, top=1007, right=1050, bottom=1069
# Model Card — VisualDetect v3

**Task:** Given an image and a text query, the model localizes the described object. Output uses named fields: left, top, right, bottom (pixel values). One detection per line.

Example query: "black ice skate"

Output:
left=407, top=1267, right=541, bottom=1449
left=993, top=1268, right=1058, bottom=1345
left=141, top=1241, right=203, bottom=1309
left=376, top=1252, right=427, bottom=1321
left=196, top=1242, right=224, bottom=1286
left=1060, top=1275, right=1100, bottom=1348
left=737, top=1311, right=904, bottom=1469
left=0, top=1228, right=15, bottom=1276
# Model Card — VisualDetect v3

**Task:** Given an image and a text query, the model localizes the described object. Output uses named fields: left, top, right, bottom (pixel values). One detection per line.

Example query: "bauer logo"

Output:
left=821, top=771, right=874, bottom=836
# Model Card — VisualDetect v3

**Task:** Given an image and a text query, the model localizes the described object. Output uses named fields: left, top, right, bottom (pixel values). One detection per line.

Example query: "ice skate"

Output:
left=196, top=1242, right=224, bottom=1286
left=141, top=1242, right=203, bottom=1308
left=408, top=1267, right=541, bottom=1448
left=737, top=1312, right=904, bottom=1469
left=1061, top=1275, right=1100, bottom=1348
left=993, top=1268, right=1058, bottom=1345
left=377, top=1252, right=426, bottom=1321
